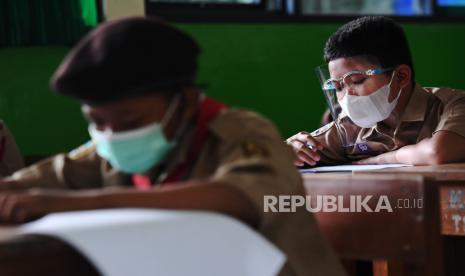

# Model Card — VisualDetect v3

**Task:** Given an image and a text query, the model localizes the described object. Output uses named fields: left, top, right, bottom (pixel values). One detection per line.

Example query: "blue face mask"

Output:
left=88, top=96, right=180, bottom=174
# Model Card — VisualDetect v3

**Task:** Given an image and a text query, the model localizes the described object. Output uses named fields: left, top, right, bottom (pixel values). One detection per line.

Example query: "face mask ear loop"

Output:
left=177, top=91, right=203, bottom=137
left=387, top=69, right=397, bottom=87
left=162, top=93, right=196, bottom=145
left=387, top=70, right=403, bottom=103
left=173, top=91, right=205, bottom=145
left=160, top=94, right=181, bottom=128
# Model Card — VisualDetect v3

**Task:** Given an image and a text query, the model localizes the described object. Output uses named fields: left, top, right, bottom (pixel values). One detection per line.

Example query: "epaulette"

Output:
left=68, top=141, right=96, bottom=160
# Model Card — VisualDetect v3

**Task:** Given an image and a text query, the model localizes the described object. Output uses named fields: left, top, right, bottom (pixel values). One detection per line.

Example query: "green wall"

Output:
left=1, top=22, right=465, bottom=155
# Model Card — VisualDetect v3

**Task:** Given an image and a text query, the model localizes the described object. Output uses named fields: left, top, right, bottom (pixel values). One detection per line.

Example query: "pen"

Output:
left=305, top=142, right=316, bottom=151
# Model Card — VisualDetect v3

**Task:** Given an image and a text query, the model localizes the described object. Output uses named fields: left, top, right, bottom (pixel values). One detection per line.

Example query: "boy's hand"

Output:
left=0, top=179, right=22, bottom=190
left=286, top=132, right=324, bottom=167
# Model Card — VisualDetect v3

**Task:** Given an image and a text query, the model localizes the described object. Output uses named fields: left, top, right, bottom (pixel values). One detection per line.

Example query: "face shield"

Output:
left=315, top=65, right=396, bottom=148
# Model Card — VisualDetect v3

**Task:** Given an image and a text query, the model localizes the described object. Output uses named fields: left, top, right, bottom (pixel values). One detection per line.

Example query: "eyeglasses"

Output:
left=322, top=67, right=393, bottom=95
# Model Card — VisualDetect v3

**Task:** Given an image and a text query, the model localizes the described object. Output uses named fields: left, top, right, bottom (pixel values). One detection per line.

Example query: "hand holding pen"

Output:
left=286, top=132, right=323, bottom=167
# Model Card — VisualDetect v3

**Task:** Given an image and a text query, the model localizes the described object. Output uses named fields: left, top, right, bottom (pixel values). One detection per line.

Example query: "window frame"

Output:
left=145, top=0, right=269, bottom=22
left=144, top=0, right=465, bottom=23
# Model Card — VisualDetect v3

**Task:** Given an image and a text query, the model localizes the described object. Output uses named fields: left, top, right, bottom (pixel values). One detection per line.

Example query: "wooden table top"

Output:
left=302, top=165, right=465, bottom=236
left=353, top=163, right=465, bottom=181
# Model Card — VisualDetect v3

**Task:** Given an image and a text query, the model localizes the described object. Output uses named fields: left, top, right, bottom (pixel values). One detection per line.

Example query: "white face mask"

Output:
left=339, top=71, right=401, bottom=128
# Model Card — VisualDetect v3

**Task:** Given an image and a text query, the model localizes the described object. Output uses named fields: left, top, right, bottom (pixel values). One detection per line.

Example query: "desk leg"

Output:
left=373, top=260, right=444, bottom=276
left=373, top=260, right=414, bottom=276
left=373, top=260, right=388, bottom=276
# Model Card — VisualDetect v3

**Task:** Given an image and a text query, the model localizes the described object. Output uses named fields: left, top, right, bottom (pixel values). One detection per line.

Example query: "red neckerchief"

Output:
left=132, top=97, right=227, bottom=190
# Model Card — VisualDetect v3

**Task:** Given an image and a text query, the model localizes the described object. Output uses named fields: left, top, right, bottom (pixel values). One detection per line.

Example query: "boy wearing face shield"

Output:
left=287, top=16, right=465, bottom=167
left=0, top=17, right=345, bottom=276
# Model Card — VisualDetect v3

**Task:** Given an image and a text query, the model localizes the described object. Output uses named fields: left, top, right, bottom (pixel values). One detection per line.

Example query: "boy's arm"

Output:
left=0, top=181, right=258, bottom=225
left=355, top=130, right=465, bottom=165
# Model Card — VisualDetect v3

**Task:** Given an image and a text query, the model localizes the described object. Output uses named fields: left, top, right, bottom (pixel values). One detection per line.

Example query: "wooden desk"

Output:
left=302, top=173, right=443, bottom=276
left=353, top=163, right=465, bottom=236
left=304, top=164, right=465, bottom=276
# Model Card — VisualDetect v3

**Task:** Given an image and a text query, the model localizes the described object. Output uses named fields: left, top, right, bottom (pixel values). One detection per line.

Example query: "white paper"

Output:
left=300, top=163, right=412, bottom=173
left=19, top=209, right=285, bottom=276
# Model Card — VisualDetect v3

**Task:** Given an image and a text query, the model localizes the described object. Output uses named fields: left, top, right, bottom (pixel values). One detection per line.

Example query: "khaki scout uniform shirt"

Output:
left=7, top=109, right=346, bottom=276
left=312, top=85, right=465, bottom=164
left=0, top=120, right=24, bottom=176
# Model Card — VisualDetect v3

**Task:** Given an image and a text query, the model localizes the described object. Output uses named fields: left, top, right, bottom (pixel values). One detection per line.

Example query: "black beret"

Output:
left=51, top=17, right=200, bottom=105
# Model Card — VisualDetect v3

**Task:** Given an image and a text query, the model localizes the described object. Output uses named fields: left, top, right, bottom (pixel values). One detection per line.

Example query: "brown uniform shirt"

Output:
left=6, top=109, right=346, bottom=276
left=0, top=121, right=24, bottom=176
left=312, top=85, right=465, bottom=164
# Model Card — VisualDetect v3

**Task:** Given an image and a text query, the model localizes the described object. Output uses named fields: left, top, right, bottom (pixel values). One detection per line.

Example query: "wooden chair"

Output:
left=0, top=234, right=100, bottom=276
left=302, top=173, right=443, bottom=276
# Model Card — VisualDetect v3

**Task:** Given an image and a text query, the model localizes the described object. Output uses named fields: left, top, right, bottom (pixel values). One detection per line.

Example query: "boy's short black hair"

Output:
left=324, top=16, right=415, bottom=82
left=51, top=17, right=200, bottom=105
